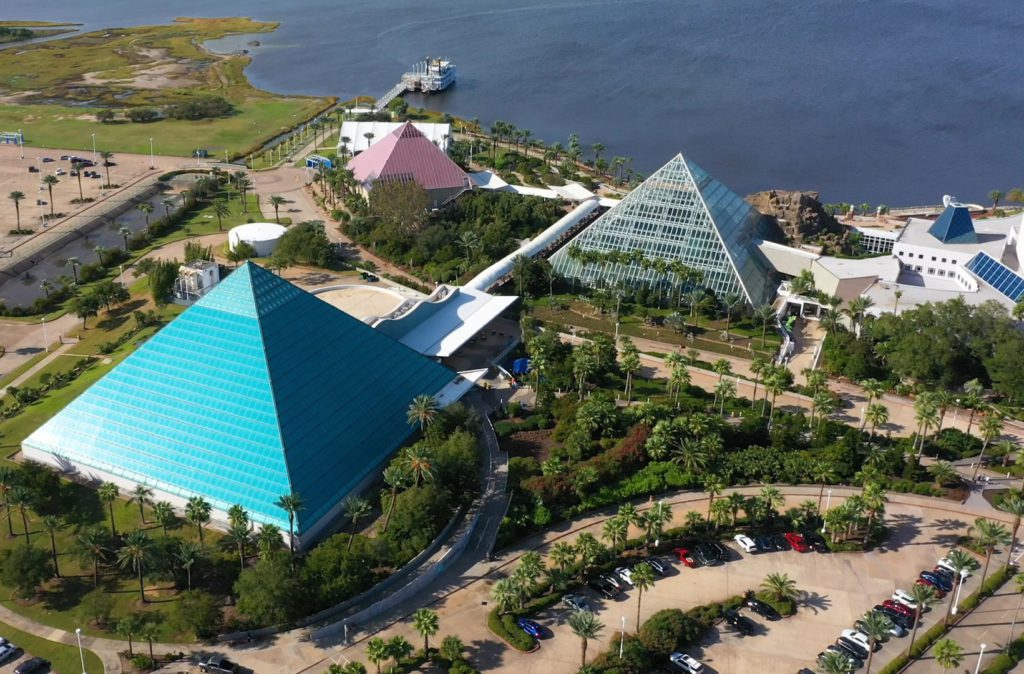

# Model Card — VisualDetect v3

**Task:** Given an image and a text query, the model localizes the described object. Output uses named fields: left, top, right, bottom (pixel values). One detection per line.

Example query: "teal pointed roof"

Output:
left=928, top=205, right=978, bottom=244
left=23, top=263, right=456, bottom=535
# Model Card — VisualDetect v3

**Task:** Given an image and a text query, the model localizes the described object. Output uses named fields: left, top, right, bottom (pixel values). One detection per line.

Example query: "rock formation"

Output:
left=745, top=190, right=844, bottom=245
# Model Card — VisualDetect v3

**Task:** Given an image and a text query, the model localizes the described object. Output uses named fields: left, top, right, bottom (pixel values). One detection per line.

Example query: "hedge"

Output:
left=487, top=609, right=536, bottom=652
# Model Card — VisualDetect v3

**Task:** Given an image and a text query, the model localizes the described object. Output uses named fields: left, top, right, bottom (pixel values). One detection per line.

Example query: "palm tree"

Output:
left=407, top=394, right=439, bottom=431
left=175, top=540, right=202, bottom=591
left=942, top=549, right=978, bottom=625
left=753, top=304, right=775, bottom=347
left=989, top=190, right=1005, bottom=210
left=71, top=161, right=86, bottom=200
left=387, top=636, right=413, bottom=671
left=0, top=467, right=15, bottom=538
left=275, top=492, right=304, bottom=553
left=907, top=582, right=938, bottom=652
left=366, top=637, right=389, bottom=674
left=225, top=520, right=251, bottom=571
left=212, top=198, right=231, bottom=231
left=256, top=524, right=283, bottom=560
left=858, top=610, right=893, bottom=674
left=269, top=195, right=286, bottom=223
left=185, top=495, right=212, bottom=545
left=76, top=527, right=108, bottom=588
left=7, top=486, right=32, bottom=545
left=491, top=577, right=521, bottom=614
left=402, top=445, right=435, bottom=486
left=933, top=638, right=964, bottom=672
left=412, top=607, right=440, bottom=654
left=601, top=516, right=628, bottom=552
left=65, top=256, right=80, bottom=284
left=98, top=482, right=120, bottom=537
left=567, top=610, right=603, bottom=669
left=759, top=572, right=798, bottom=603
left=41, top=516, right=64, bottom=577
left=973, top=517, right=1012, bottom=586
left=963, top=378, right=985, bottom=435
left=100, top=151, right=114, bottom=185
left=138, top=621, right=159, bottom=660
left=632, top=562, right=655, bottom=631
left=381, top=466, right=407, bottom=533
left=8, top=191, right=25, bottom=230
left=117, top=530, right=154, bottom=603
left=928, top=461, right=958, bottom=488
left=115, top=614, right=144, bottom=658
left=439, top=635, right=464, bottom=663
left=865, top=403, right=889, bottom=437
left=999, top=494, right=1024, bottom=567
left=974, top=411, right=1005, bottom=479
left=817, top=649, right=855, bottom=673
left=760, top=486, right=785, bottom=523
left=671, top=438, right=709, bottom=474
left=343, top=496, right=372, bottom=551
left=151, top=501, right=175, bottom=536
left=127, top=484, right=153, bottom=524
left=549, top=541, right=576, bottom=574
left=42, top=174, right=59, bottom=218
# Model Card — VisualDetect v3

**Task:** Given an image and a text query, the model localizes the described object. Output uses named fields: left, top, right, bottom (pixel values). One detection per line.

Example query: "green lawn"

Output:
left=0, top=619, right=104, bottom=674
left=0, top=98, right=328, bottom=159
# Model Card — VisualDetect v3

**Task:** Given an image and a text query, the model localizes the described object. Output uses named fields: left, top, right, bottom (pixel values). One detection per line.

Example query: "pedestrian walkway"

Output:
left=0, top=339, right=79, bottom=396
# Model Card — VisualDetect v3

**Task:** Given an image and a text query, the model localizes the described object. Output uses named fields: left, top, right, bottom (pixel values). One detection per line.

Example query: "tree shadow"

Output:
left=932, top=517, right=967, bottom=532
left=801, top=591, right=832, bottom=615
left=41, top=575, right=92, bottom=612
left=880, top=513, right=922, bottom=548
left=464, top=638, right=505, bottom=670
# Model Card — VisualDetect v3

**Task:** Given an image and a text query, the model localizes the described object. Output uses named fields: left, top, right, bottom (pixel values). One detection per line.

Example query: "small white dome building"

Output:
left=228, top=223, right=287, bottom=257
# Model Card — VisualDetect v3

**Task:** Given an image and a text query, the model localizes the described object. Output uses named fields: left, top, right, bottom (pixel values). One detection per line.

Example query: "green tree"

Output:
left=152, top=501, right=175, bottom=536
left=234, top=552, right=305, bottom=626
left=138, top=621, right=159, bottom=660
left=41, top=515, right=64, bottom=577
left=933, top=638, right=964, bottom=672
left=256, top=524, right=284, bottom=561
left=407, top=394, right=439, bottom=431
left=401, top=445, right=435, bottom=486
left=117, top=530, right=154, bottom=603
left=76, top=527, right=108, bottom=588
left=175, top=539, right=203, bottom=591
left=185, top=495, right=212, bottom=545
left=549, top=541, right=576, bottom=573
left=907, top=582, right=938, bottom=653
left=0, top=546, right=52, bottom=599
left=942, top=549, right=979, bottom=626
left=128, top=484, right=153, bottom=524
left=115, top=614, right=145, bottom=657
left=760, top=572, right=798, bottom=602
left=275, top=492, right=304, bottom=554
left=999, top=494, right=1024, bottom=567
left=817, top=649, right=855, bottom=673
left=343, top=496, right=372, bottom=551
left=42, top=174, right=59, bottom=218
left=366, top=637, right=389, bottom=674
left=78, top=587, right=116, bottom=627
left=632, top=562, right=656, bottom=631
left=439, top=635, right=464, bottom=663
left=973, top=517, right=1012, bottom=586
left=568, top=610, right=603, bottom=669
left=212, top=198, right=230, bottom=231
left=170, top=590, right=222, bottom=639
left=857, top=610, right=892, bottom=674
left=7, top=486, right=32, bottom=545
left=100, top=150, right=114, bottom=186
left=97, top=482, right=120, bottom=537
left=0, top=467, right=15, bottom=537
left=989, top=190, right=1004, bottom=210
left=601, top=516, right=628, bottom=552
left=412, top=607, right=440, bottom=654
left=70, top=293, right=100, bottom=329
left=225, top=520, right=252, bottom=571
left=270, top=195, right=286, bottom=223
left=381, top=465, right=408, bottom=533
left=8, top=191, right=25, bottom=230
left=387, top=636, right=413, bottom=671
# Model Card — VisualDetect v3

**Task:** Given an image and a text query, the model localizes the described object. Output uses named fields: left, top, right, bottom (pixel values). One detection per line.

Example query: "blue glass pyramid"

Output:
left=23, top=263, right=456, bottom=536
left=928, top=205, right=978, bottom=244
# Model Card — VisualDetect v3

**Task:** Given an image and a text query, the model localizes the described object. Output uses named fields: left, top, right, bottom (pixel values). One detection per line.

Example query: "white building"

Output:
left=339, top=121, right=451, bottom=156
left=229, top=222, right=287, bottom=258
left=172, top=260, right=220, bottom=304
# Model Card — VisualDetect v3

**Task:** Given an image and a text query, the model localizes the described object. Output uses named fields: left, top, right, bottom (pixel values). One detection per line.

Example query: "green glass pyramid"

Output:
left=550, top=153, right=778, bottom=305
left=23, top=262, right=456, bottom=538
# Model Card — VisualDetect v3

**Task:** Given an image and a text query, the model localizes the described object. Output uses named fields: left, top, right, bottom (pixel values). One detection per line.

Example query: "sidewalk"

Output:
left=0, top=340, right=79, bottom=396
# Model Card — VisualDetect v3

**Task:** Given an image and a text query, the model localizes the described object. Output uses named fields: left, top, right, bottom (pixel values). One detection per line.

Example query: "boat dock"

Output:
left=376, top=57, right=456, bottom=110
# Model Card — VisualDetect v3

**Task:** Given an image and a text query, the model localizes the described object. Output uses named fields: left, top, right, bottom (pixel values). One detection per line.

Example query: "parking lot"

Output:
left=511, top=502, right=974, bottom=674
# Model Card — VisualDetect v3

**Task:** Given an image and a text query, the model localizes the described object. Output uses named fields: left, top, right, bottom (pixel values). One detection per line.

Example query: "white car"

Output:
left=669, top=652, right=704, bottom=673
left=734, top=534, right=758, bottom=553
left=936, top=557, right=973, bottom=578
left=892, top=589, right=918, bottom=610
left=0, top=641, right=15, bottom=664
left=615, top=566, right=634, bottom=585
left=840, top=629, right=873, bottom=651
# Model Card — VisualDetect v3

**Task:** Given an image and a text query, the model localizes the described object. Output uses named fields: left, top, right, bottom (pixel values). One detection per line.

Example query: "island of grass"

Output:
left=0, top=21, right=81, bottom=43
left=0, top=17, right=333, bottom=158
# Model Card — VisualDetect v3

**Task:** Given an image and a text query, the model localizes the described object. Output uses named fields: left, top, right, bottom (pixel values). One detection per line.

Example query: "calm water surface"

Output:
left=9, top=0, right=1024, bottom=204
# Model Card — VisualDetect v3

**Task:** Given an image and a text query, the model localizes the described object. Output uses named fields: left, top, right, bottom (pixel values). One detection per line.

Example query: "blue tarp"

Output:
left=512, top=358, right=530, bottom=375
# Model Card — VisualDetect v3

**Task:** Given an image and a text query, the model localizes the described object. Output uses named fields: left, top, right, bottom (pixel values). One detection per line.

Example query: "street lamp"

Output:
left=975, top=643, right=987, bottom=674
left=41, top=317, right=48, bottom=352
left=619, top=616, right=626, bottom=658
left=951, top=570, right=967, bottom=615
left=118, top=264, right=124, bottom=286
left=18, top=128, right=23, bottom=159
left=75, top=627, right=87, bottom=674
left=91, top=133, right=96, bottom=161
left=149, top=137, right=154, bottom=169
left=821, top=489, right=833, bottom=534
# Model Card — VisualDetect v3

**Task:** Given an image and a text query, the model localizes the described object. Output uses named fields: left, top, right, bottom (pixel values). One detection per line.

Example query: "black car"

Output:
left=723, top=610, right=756, bottom=636
left=836, top=636, right=869, bottom=660
left=754, top=536, right=773, bottom=552
left=199, top=655, right=238, bottom=673
left=693, top=544, right=721, bottom=566
left=647, top=557, right=669, bottom=575
left=14, top=658, right=50, bottom=674
left=707, top=540, right=730, bottom=562
left=767, top=534, right=790, bottom=551
left=873, top=604, right=913, bottom=628
left=802, top=531, right=829, bottom=552
left=588, top=577, right=618, bottom=599
left=920, top=570, right=953, bottom=593
left=745, top=596, right=781, bottom=620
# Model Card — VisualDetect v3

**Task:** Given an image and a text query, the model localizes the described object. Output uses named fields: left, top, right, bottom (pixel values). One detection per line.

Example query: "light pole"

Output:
left=149, top=137, right=154, bottom=169
left=821, top=489, right=833, bottom=534
left=18, top=129, right=23, bottom=159
left=619, top=616, right=626, bottom=658
left=974, top=643, right=987, bottom=674
left=1009, top=585, right=1024, bottom=644
left=91, top=133, right=96, bottom=161
left=118, top=264, right=124, bottom=286
left=75, top=627, right=87, bottom=674
left=41, top=317, right=48, bottom=352
left=951, top=571, right=967, bottom=616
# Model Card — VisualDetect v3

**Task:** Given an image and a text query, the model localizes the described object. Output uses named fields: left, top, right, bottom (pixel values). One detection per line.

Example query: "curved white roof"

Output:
left=230, top=223, right=287, bottom=242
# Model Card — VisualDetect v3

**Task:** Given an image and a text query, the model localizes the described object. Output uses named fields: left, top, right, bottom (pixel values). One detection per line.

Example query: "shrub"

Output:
left=130, top=655, right=156, bottom=670
left=638, top=608, right=693, bottom=657
left=77, top=588, right=116, bottom=627
left=166, top=96, right=233, bottom=120
left=487, top=609, right=535, bottom=651
left=127, top=108, right=160, bottom=123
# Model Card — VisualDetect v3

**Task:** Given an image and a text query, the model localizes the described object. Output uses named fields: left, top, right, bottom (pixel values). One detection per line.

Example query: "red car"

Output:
left=883, top=599, right=915, bottom=617
left=784, top=532, right=810, bottom=553
left=916, top=578, right=946, bottom=598
left=673, top=547, right=697, bottom=568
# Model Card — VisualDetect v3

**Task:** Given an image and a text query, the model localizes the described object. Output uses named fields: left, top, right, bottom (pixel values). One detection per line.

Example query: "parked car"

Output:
left=668, top=652, right=704, bottom=673
left=588, top=578, right=617, bottom=599
left=707, top=540, right=730, bottom=561
left=615, top=566, right=634, bottom=586
left=199, top=656, right=238, bottom=673
left=723, top=609, right=756, bottom=636
left=563, top=594, right=590, bottom=612
left=784, top=532, right=810, bottom=552
left=54, top=168, right=66, bottom=176
left=892, top=589, right=921, bottom=610
left=694, top=544, right=721, bottom=566
left=937, top=557, right=973, bottom=578
left=841, top=629, right=876, bottom=652
left=0, top=640, right=16, bottom=664
left=875, top=604, right=915, bottom=628
left=673, top=548, right=697, bottom=568
left=602, top=573, right=623, bottom=590
left=27, top=166, right=39, bottom=173
left=15, top=658, right=51, bottom=674
left=915, top=577, right=946, bottom=598
left=858, top=615, right=906, bottom=638
left=647, top=557, right=669, bottom=575
left=517, top=618, right=543, bottom=638
left=836, top=636, right=869, bottom=660
left=734, top=534, right=758, bottom=553
left=818, top=646, right=861, bottom=670
left=41, top=157, right=54, bottom=163
left=920, top=570, right=953, bottom=593
left=881, top=599, right=915, bottom=618
left=802, top=530, right=829, bottom=552
left=767, top=534, right=790, bottom=551
left=745, top=596, right=781, bottom=621
left=59, top=155, right=70, bottom=160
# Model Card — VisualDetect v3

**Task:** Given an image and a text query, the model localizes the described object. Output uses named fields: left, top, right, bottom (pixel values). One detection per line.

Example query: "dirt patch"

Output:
left=503, top=428, right=556, bottom=461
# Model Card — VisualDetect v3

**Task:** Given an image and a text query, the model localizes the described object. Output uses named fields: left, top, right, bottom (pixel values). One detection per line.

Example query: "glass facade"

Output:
left=550, top=154, right=777, bottom=305
left=23, top=263, right=456, bottom=535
